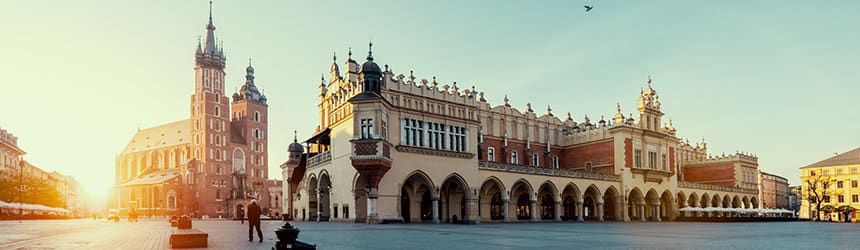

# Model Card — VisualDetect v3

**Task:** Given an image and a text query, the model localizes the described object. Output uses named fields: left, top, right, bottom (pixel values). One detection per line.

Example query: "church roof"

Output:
left=121, top=120, right=190, bottom=154
left=801, top=147, right=860, bottom=169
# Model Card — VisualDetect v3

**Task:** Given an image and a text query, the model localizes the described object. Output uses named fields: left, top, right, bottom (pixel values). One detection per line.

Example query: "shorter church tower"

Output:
left=230, top=60, right=270, bottom=208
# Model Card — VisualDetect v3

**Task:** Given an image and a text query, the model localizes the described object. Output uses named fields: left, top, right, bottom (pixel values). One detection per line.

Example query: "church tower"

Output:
left=637, top=77, right=664, bottom=131
left=230, top=59, right=269, bottom=205
left=190, top=1, right=231, bottom=216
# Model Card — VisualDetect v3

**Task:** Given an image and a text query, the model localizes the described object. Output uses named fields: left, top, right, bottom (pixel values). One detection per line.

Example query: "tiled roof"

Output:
left=801, top=147, right=860, bottom=169
left=120, top=120, right=190, bottom=154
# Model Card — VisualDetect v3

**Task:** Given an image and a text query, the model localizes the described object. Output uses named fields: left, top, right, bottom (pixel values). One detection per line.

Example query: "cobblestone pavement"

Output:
left=0, top=219, right=858, bottom=249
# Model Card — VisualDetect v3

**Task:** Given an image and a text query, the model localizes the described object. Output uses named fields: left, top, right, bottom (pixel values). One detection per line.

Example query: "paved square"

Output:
left=0, top=219, right=857, bottom=249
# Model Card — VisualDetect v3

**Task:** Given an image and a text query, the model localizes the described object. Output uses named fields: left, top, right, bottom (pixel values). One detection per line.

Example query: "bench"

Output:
left=169, top=228, right=208, bottom=248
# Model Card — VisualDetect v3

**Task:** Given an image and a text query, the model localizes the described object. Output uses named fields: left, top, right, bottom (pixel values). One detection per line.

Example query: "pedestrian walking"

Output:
left=247, top=199, right=263, bottom=242
left=239, top=207, right=245, bottom=224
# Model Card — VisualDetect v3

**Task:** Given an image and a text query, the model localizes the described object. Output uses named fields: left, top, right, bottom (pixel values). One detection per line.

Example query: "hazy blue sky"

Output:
left=1, top=0, right=858, bottom=200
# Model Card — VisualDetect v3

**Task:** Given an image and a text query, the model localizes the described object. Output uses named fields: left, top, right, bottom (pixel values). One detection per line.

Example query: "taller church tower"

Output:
left=190, top=1, right=231, bottom=216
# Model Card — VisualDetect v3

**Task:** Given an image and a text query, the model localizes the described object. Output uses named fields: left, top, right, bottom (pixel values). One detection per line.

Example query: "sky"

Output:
left=1, top=0, right=858, bottom=202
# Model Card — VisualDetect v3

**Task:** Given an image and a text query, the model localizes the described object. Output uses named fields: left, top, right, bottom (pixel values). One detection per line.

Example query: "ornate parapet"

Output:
left=679, top=181, right=758, bottom=194
left=307, top=151, right=331, bottom=168
left=478, top=161, right=620, bottom=182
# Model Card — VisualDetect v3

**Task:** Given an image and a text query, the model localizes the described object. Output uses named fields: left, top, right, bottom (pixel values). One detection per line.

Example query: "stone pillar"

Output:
left=596, top=199, right=605, bottom=222
left=554, top=199, right=562, bottom=222
left=639, top=204, right=646, bottom=221
left=622, top=199, right=630, bottom=222
left=576, top=199, right=584, bottom=221
left=432, top=198, right=440, bottom=224
left=466, top=198, right=480, bottom=224
left=367, top=187, right=379, bottom=224
left=529, top=200, right=537, bottom=222
left=654, top=204, right=662, bottom=222
left=502, top=199, right=510, bottom=222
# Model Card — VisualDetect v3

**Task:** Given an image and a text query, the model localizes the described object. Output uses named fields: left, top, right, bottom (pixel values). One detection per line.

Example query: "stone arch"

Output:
left=583, top=185, right=602, bottom=221
left=307, top=175, right=319, bottom=221
left=628, top=187, right=646, bottom=221
left=318, top=173, right=332, bottom=221
left=603, top=186, right=621, bottom=221
left=510, top=179, right=534, bottom=221
left=537, top=181, right=559, bottom=221
left=732, top=196, right=741, bottom=208
left=742, top=196, right=750, bottom=209
left=352, top=173, right=368, bottom=223
left=479, top=176, right=507, bottom=222
left=440, top=173, right=470, bottom=223
left=751, top=196, right=759, bottom=209
left=561, top=183, right=581, bottom=221
left=660, top=190, right=675, bottom=221
left=400, top=170, right=437, bottom=223
left=645, top=189, right=660, bottom=221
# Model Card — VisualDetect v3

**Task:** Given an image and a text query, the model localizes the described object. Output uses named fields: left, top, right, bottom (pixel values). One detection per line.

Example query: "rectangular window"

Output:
left=648, top=151, right=657, bottom=169
left=853, top=195, right=859, bottom=203
left=823, top=195, right=830, bottom=203
left=634, top=149, right=642, bottom=168
left=853, top=180, right=858, bottom=188
left=553, top=156, right=559, bottom=169
left=838, top=195, right=845, bottom=203
left=661, top=154, right=667, bottom=171
left=343, top=205, right=349, bottom=219
left=487, top=147, right=495, bottom=162
left=810, top=170, right=817, bottom=176
left=360, top=118, right=373, bottom=139
left=532, top=154, right=539, bottom=166
left=823, top=169, right=830, bottom=176
left=511, top=151, right=519, bottom=165
left=838, top=181, right=844, bottom=188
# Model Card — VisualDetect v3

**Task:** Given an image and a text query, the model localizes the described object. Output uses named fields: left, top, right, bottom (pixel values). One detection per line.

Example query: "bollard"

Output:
left=273, top=222, right=316, bottom=250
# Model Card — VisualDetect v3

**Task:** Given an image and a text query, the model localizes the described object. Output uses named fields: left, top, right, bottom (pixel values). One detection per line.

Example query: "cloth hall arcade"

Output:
left=282, top=45, right=766, bottom=224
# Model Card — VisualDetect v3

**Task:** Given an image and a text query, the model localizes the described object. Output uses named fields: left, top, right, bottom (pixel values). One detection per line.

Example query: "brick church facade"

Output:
left=110, top=3, right=270, bottom=218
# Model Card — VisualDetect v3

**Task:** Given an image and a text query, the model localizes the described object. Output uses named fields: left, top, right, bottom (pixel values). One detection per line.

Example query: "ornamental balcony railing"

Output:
left=349, top=138, right=392, bottom=161
left=678, top=181, right=759, bottom=194
left=307, top=150, right=332, bottom=168
left=478, top=161, right=621, bottom=182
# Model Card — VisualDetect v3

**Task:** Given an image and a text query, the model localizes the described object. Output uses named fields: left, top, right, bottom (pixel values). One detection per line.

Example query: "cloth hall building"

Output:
left=282, top=47, right=772, bottom=224
left=110, top=4, right=272, bottom=218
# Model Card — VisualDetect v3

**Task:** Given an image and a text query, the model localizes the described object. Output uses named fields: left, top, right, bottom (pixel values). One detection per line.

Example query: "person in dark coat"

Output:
left=238, top=207, right=245, bottom=224
left=247, top=199, right=263, bottom=242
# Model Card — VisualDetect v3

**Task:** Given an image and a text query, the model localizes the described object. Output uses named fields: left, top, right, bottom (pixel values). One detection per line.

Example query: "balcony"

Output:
left=307, top=150, right=332, bottom=168
left=679, top=181, right=758, bottom=194
left=349, top=139, right=392, bottom=161
left=478, top=161, right=621, bottom=182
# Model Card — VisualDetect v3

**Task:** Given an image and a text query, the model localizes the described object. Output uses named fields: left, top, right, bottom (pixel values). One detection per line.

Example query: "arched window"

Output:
left=214, top=106, right=221, bottom=117
left=168, top=196, right=176, bottom=209
left=232, top=148, right=246, bottom=173
left=254, top=111, right=261, bottom=122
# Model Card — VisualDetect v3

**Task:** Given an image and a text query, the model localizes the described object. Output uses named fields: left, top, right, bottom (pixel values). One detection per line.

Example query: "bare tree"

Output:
left=806, top=174, right=833, bottom=221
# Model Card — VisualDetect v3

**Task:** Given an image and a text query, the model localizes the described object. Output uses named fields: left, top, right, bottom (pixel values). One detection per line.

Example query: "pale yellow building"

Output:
left=800, top=147, right=860, bottom=222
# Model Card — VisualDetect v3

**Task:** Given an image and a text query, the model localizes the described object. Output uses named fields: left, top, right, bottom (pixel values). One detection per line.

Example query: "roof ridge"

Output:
left=801, top=147, right=860, bottom=169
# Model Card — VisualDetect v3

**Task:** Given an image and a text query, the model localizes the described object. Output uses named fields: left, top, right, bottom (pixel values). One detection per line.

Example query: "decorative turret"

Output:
left=287, top=131, right=304, bottom=166
left=195, top=1, right=225, bottom=69
left=319, top=74, right=327, bottom=98
left=330, top=52, right=341, bottom=80
left=613, top=103, right=625, bottom=124
left=359, top=42, right=382, bottom=94
left=232, top=59, right=267, bottom=105
left=526, top=103, right=534, bottom=113
left=503, top=95, right=510, bottom=107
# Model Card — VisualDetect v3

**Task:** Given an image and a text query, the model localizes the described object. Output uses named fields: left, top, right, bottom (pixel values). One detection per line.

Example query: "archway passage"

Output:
left=440, top=175, right=469, bottom=223
left=676, top=192, right=687, bottom=218
left=628, top=188, right=645, bottom=221
left=479, top=178, right=506, bottom=222
left=308, top=176, right=319, bottom=221
left=510, top=180, right=533, bottom=221
left=561, top=184, right=580, bottom=221
left=353, top=174, right=368, bottom=223
left=400, top=171, right=435, bottom=223
left=537, top=183, right=557, bottom=221
left=645, top=189, right=660, bottom=221
left=660, top=190, right=675, bottom=221
left=583, top=186, right=601, bottom=221
left=603, top=187, right=620, bottom=221
left=319, top=174, right=332, bottom=221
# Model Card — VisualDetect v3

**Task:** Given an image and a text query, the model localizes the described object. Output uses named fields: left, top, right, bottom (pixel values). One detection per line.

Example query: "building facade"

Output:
left=759, top=172, right=789, bottom=209
left=0, top=127, right=25, bottom=172
left=800, top=147, right=860, bottom=221
left=788, top=185, right=802, bottom=215
left=109, top=3, right=271, bottom=218
left=282, top=46, right=768, bottom=224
